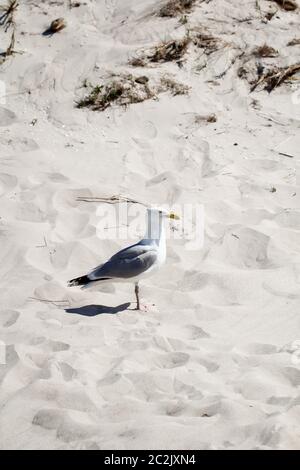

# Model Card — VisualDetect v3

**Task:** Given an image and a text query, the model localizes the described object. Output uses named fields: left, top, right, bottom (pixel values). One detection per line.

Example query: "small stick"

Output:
left=278, top=152, right=295, bottom=158
left=76, top=195, right=147, bottom=206
left=0, top=0, right=18, bottom=32
left=0, top=29, right=23, bottom=60
left=29, top=297, right=70, bottom=307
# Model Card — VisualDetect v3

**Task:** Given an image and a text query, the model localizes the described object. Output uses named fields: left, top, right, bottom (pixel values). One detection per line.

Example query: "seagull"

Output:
left=68, top=207, right=179, bottom=310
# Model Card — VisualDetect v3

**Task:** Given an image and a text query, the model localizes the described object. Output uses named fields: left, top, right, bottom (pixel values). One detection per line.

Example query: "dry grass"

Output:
left=129, top=31, right=224, bottom=68
left=0, top=0, right=18, bottom=32
left=252, top=44, right=278, bottom=58
left=149, top=37, right=191, bottom=63
left=159, top=0, right=197, bottom=17
left=269, top=0, right=298, bottom=11
left=76, top=73, right=190, bottom=111
left=159, top=76, right=190, bottom=96
left=287, top=38, right=300, bottom=46
left=76, top=74, right=155, bottom=111
left=192, top=32, right=225, bottom=54
left=250, top=63, right=300, bottom=92
left=128, top=57, right=147, bottom=67
left=194, top=113, right=217, bottom=124
left=129, top=37, right=191, bottom=66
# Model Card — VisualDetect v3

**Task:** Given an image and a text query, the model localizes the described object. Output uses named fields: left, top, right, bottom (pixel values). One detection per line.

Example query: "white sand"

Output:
left=0, top=0, right=299, bottom=450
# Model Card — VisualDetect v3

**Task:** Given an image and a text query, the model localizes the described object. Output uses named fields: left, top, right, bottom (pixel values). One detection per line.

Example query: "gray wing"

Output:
left=88, top=243, right=158, bottom=280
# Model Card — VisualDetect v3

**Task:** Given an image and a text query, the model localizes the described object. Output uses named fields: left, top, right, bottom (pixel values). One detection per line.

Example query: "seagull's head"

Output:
left=147, top=207, right=180, bottom=220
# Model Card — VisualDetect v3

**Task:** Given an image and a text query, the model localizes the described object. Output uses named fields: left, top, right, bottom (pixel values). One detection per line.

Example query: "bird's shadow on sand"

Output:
left=65, top=302, right=131, bottom=316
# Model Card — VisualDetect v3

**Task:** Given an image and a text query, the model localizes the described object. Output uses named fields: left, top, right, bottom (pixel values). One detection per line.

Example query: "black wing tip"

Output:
left=68, top=275, right=90, bottom=287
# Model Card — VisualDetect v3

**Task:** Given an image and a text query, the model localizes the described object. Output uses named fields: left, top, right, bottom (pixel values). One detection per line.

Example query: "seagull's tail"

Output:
left=68, top=274, right=110, bottom=289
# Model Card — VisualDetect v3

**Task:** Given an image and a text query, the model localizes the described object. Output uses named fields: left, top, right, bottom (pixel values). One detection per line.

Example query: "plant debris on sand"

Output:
left=76, top=73, right=189, bottom=111
left=192, top=32, right=225, bottom=54
left=194, top=113, right=217, bottom=124
left=149, top=37, right=191, bottom=63
left=250, top=63, right=300, bottom=92
left=252, top=44, right=278, bottom=58
left=159, top=76, right=190, bottom=96
left=287, top=38, right=300, bottom=46
left=0, top=29, right=17, bottom=62
left=129, top=32, right=224, bottom=68
left=159, top=0, right=197, bottom=18
left=269, top=0, right=298, bottom=11
left=134, top=37, right=191, bottom=65
left=0, top=0, right=18, bottom=32
left=76, top=74, right=155, bottom=111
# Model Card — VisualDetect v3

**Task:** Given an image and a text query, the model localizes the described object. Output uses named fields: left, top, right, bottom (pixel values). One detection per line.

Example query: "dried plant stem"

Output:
left=251, top=63, right=300, bottom=92
left=0, top=0, right=18, bottom=32
left=76, top=195, right=147, bottom=206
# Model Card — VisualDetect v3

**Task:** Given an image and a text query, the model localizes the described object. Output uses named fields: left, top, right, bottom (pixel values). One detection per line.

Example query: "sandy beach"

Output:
left=0, top=0, right=299, bottom=450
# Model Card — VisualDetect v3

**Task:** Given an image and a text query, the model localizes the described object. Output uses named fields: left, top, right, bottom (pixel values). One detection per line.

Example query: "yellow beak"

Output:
left=169, top=212, right=180, bottom=220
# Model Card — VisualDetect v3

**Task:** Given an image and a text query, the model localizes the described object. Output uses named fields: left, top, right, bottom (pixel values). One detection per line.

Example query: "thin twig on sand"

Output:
left=76, top=195, right=147, bottom=206
left=0, top=0, right=18, bottom=32
left=278, top=152, right=295, bottom=158
left=0, top=29, right=21, bottom=60
left=29, top=297, right=71, bottom=308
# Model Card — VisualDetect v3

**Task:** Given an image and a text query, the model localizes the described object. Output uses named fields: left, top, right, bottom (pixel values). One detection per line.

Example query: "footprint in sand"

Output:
left=54, top=211, right=93, bottom=240
left=29, top=336, right=69, bottom=353
left=0, top=107, right=17, bottom=126
left=195, top=304, right=223, bottom=321
left=0, top=345, right=19, bottom=382
left=141, top=120, right=157, bottom=139
left=32, top=408, right=63, bottom=431
left=259, top=423, right=282, bottom=448
left=281, top=367, right=300, bottom=387
left=47, top=341, right=70, bottom=352
left=57, top=416, right=98, bottom=443
left=33, top=408, right=98, bottom=443
left=185, top=324, right=210, bottom=340
left=16, top=202, right=46, bottom=223
left=0, top=309, right=20, bottom=327
left=156, top=352, right=190, bottom=369
left=47, top=173, right=69, bottom=183
left=210, top=227, right=272, bottom=269
left=131, top=120, right=158, bottom=148
left=2, top=135, right=39, bottom=152
left=43, top=361, right=76, bottom=382
left=198, top=358, right=219, bottom=373
left=275, top=210, right=300, bottom=230
left=0, top=173, right=18, bottom=197
left=180, top=270, right=210, bottom=292
left=267, top=396, right=291, bottom=406
left=237, top=343, right=278, bottom=356
left=174, top=379, right=203, bottom=399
